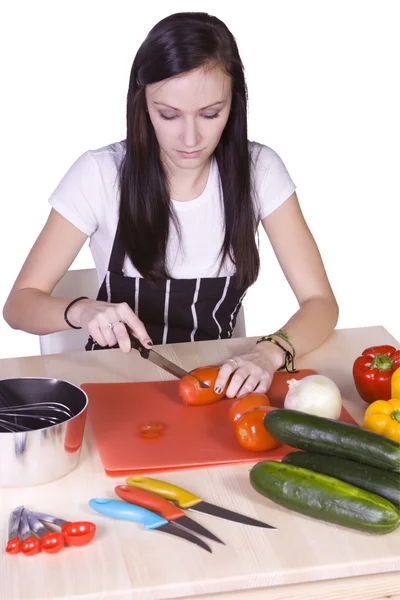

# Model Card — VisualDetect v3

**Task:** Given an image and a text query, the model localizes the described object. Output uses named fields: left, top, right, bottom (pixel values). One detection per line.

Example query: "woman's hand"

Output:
left=214, top=341, right=285, bottom=398
left=67, top=299, right=153, bottom=352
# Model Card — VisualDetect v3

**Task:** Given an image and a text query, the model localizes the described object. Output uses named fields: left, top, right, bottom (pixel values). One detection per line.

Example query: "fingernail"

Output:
left=147, top=341, right=153, bottom=347
left=214, top=386, right=222, bottom=394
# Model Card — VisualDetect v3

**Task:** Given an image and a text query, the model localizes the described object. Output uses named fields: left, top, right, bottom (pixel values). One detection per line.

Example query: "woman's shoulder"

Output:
left=247, top=140, right=296, bottom=219
left=248, top=140, right=286, bottom=172
left=86, top=139, right=127, bottom=171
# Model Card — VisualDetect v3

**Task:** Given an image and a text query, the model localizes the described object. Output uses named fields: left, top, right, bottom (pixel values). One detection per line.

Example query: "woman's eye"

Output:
left=203, top=113, right=219, bottom=120
left=160, top=114, right=177, bottom=121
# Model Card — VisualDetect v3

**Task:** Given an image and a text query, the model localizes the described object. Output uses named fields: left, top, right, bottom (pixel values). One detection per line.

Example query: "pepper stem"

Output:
left=390, top=409, right=400, bottom=424
left=370, top=354, right=394, bottom=371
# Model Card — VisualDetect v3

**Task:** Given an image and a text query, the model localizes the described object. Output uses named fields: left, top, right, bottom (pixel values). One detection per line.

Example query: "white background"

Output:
left=0, top=0, right=398, bottom=359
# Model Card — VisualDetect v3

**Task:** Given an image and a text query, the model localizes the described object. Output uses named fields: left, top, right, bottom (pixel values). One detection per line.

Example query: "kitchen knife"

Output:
left=126, top=477, right=277, bottom=530
left=89, top=498, right=212, bottom=552
left=128, top=333, right=210, bottom=388
left=115, top=485, right=225, bottom=544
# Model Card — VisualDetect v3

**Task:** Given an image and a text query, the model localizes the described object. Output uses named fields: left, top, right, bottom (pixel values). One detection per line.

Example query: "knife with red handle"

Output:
left=126, top=476, right=277, bottom=529
left=115, top=485, right=224, bottom=544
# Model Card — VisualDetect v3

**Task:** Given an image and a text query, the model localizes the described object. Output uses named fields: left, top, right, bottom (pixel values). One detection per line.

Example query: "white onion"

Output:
left=284, top=374, right=342, bottom=419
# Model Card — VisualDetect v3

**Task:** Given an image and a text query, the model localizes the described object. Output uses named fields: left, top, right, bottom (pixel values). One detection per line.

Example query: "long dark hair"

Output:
left=119, top=12, right=260, bottom=289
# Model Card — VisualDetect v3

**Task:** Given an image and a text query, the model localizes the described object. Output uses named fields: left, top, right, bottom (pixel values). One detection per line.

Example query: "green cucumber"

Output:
left=250, top=460, right=400, bottom=534
left=263, top=409, right=400, bottom=473
left=282, top=452, right=400, bottom=509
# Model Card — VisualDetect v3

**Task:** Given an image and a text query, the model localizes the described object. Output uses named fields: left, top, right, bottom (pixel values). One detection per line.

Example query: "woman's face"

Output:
left=145, top=66, right=232, bottom=171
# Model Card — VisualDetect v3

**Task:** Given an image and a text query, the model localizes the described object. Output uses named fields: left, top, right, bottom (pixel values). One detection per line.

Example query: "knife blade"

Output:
left=126, top=477, right=277, bottom=530
left=128, top=333, right=210, bottom=388
left=88, top=498, right=212, bottom=552
left=115, top=485, right=225, bottom=545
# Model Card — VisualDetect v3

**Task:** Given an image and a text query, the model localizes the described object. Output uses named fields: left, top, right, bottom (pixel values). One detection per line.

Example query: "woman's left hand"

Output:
left=214, top=342, right=284, bottom=398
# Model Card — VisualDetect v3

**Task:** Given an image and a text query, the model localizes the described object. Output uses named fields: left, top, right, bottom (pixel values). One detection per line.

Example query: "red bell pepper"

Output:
left=353, top=345, right=400, bottom=404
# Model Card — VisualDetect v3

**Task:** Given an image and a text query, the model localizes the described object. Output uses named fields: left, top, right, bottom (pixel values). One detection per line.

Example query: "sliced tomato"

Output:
left=228, top=392, right=270, bottom=424
left=138, top=422, right=166, bottom=439
left=234, top=407, right=281, bottom=452
left=178, top=365, right=230, bottom=406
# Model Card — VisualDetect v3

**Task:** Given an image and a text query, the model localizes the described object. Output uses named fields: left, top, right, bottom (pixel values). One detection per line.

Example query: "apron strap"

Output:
left=107, top=220, right=125, bottom=274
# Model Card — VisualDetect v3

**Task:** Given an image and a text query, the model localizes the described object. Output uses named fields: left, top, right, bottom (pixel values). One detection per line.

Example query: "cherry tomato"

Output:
left=178, top=366, right=231, bottom=406
left=138, top=422, right=166, bottom=439
left=234, top=407, right=281, bottom=452
left=228, top=392, right=270, bottom=424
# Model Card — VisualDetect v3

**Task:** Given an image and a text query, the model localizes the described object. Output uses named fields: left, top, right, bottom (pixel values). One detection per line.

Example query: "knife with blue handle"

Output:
left=89, top=499, right=212, bottom=552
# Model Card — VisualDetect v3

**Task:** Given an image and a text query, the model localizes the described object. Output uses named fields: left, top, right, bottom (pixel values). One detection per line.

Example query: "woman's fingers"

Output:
left=98, top=312, right=119, bottom=347
left=214, top=359, right=239, bottom=395
left=111, top=321, right=131, bottom=353
left=254, top=375, right=272, bottom=395
left=119, top=303, right=153, bottom=348
left=78, top=300, right=153, bottom=351
left=215, top=356, right=269, bottom=398
left=87, top=322, right=108, bottom=347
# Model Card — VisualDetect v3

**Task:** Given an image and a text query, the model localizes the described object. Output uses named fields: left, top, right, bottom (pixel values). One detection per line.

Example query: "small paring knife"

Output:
left=115, top=485, right=225, bottom=545
left=126, top=477, right=277, bottom=530
left=128, top=333, right=210, bottom=389
left=88, top=498, right=212, bottom=552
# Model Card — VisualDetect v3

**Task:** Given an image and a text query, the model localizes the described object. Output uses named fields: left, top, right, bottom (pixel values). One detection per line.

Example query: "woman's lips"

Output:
left=177, top=149, right=203, bottom=158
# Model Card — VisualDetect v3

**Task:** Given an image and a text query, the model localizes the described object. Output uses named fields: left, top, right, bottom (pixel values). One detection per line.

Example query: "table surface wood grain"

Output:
left=0, top=326, right=399, bottom=600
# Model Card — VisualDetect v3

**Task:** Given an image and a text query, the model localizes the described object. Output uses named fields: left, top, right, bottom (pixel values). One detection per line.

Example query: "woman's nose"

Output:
left=181, top=119, right=199, bottom=149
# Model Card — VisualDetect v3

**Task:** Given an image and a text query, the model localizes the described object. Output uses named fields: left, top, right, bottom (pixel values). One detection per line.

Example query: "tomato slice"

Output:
left=228, top=392, right=270, bottom=424
left=138, top=422, right=166, bottom=439
left=178, top=365, right=231, bottom=406
left=234, top=407, right=281, bottom=452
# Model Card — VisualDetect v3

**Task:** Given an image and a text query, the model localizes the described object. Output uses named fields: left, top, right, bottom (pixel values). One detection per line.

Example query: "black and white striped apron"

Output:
left=85, top=222, right=247, bottom=350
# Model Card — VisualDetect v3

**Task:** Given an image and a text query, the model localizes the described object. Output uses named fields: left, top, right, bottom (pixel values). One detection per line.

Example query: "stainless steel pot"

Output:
left=0, top=377, right=88, bottom=487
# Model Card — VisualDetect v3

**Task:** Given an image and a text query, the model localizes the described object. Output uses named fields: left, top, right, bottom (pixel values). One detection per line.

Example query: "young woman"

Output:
left=3, top=12, right=338, bottom=398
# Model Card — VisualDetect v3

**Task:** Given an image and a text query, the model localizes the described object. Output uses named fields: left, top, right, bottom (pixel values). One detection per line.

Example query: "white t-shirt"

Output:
left=48, top=140, right=296, bottom=285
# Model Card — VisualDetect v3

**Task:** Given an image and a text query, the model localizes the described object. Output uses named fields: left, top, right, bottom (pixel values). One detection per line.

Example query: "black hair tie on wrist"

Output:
left=64, top=296, right=89, bottom=330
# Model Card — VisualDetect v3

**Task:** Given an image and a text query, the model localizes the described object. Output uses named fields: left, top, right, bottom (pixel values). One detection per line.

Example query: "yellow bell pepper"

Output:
left=363, top=398, right=400, bottom=443
left=391, top=367, right=400, bottom=399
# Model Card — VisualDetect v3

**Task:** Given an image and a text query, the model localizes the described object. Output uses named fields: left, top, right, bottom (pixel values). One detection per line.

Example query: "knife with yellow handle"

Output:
left=126, top=476, right=277, bottom=529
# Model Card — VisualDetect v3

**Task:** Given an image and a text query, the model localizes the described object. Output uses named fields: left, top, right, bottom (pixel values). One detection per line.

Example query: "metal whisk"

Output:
left=0, top=384, right=74, bottom=433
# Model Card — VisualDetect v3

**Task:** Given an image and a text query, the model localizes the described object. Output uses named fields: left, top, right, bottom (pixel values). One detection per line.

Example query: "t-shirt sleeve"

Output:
left=252, top=144, right=297, bottom=221
left=48, top=150, right=101, bottom=236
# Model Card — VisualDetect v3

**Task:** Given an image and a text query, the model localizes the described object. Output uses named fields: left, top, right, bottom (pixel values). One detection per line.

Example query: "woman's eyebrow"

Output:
left=153, top=100, right=226, bottom=111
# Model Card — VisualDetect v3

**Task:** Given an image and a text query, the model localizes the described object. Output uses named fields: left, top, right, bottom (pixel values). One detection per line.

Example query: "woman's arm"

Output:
left=3, top=209, right=89, bottom=334
left=257, top=191, right=339, bottom=359
left=3, top=209, right=153, bottom=351
left=216, top=192, right=339, bottom=397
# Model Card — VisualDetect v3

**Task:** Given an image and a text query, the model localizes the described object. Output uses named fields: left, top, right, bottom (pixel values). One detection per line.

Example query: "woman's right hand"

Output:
left=67, top=298, right=153, bottom=353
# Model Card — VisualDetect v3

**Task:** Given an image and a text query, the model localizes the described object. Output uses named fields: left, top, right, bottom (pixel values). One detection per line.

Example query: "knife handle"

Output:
left=127, top=332, right=150, bottom=358
left=115, top=485, right=185, bottom=521
left=88, top=498, right=167, bottom=530
left=126, top=477, right=201, bottom=509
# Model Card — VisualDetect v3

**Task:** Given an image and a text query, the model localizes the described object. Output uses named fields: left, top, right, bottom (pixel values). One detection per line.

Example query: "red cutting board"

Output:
left=82, top=370, right=357, bottom=477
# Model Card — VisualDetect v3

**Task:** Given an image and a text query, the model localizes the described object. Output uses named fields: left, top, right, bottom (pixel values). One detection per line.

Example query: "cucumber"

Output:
left=282, top=452, right=400, bottom=509
left=250, top=460, right=400, bottom=534
left=263, top=409, right=400, bottom=473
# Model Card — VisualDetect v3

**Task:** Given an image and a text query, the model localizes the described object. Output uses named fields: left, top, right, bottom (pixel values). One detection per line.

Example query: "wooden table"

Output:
left=1, top=326, right=399, bottom=600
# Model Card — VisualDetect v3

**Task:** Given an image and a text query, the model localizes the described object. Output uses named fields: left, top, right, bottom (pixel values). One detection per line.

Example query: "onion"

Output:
left=284, top=374, right=342, bottom=419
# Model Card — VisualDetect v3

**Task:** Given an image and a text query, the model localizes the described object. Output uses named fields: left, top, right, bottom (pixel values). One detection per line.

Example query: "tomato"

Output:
left=178, top=365, right=230, bottom=406
left=228, top=392, right=270, bottom=424
left=234, top=407, right=281, bottom=452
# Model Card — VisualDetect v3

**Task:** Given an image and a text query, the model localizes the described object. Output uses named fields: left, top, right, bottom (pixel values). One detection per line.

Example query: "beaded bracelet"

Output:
left=64, top=296, right=89, bottom=330
left=273, top=328, right=296, bottom=359
left=256, top=335, right=298, bottom=373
